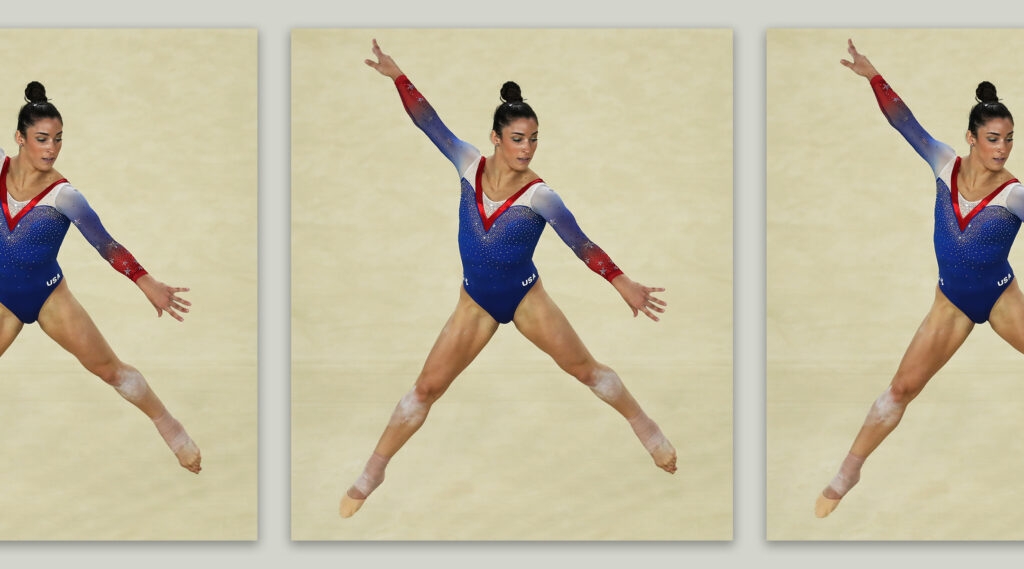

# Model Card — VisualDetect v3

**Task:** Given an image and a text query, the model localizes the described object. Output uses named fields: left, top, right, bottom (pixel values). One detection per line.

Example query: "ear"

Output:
left=966, top=130, right=976, bottom=147
left=490, top=129, right=500, bottom=146
left=14, top=130, right=24, bottom=146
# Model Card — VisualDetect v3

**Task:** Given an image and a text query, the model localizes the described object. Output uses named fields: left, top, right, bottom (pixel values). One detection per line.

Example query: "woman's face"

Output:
left=491, top=117, right=538, bottom=173
left=15, top=117, right=63, bottom=172
left=968, top=117, right=1014, bottom=172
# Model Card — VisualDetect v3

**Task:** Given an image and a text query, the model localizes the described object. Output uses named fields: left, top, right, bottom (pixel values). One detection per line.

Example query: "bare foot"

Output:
left=175, top=439, right=202, bottom=474
left=651, top=439, right=677, bottom=474
left=340, top=487, right=366, bottom=518
left=814, top=486, right=842, bottom=518
left=154, top=413, right=201, bottom=473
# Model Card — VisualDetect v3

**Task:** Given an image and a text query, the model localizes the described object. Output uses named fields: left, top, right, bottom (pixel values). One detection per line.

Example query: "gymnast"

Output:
left=0, top=81, right=201, bottom=474
left=340, top=39, right=676, bottom=517
left=816, top=40, right=1024, bottom=517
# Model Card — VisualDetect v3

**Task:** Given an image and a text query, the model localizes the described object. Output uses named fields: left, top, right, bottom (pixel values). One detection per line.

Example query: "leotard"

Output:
left=869, top=75, right=1024, bottom=323
left=0, top=151, right=147, bottom=323
left=393, top=74, right=622, bottom=323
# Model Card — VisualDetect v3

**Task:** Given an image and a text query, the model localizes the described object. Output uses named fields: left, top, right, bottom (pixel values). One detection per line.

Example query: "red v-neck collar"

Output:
left=950, top=156, right=1019, bottom=232
left=474, top=156, right=543, bottom=232
left=1, top=156, right=68, bottom=232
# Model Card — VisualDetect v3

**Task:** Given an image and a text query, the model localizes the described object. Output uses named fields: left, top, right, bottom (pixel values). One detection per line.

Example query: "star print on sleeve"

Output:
left=54, top=185, right=148, bottom=282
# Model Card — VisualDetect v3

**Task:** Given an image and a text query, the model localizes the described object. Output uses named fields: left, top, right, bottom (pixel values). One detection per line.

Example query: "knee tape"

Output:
left=112, top=369, right=148, bottom=403
left=866, top=387, right=904, bottom=428
left=588, top=369, right=624, bottom=403
left=389, top=390, right=429, bottom=427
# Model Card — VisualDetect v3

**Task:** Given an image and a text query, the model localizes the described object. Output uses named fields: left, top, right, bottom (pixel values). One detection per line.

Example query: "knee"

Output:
left=412, top=379, right=446, bottom=406
left=866, top=386, right=907, bottom=427
left=87, top=358, right=124, bottom=384
left=389, top=388, right=431, bottom=427
left=581, top=366, right=624, bottom=401
left=110, top=366, right=150, bottom=403
left=570, top=361, right=605, bottom=386
left=888, top=376, right=924, bottom=405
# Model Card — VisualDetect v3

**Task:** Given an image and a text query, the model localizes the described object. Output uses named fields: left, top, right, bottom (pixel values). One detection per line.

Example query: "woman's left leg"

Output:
left=988, top=281, right=1024, bottom=353
left=512, top=280, right=676, bottom=473
left=36, top=281, right=201, bottom=473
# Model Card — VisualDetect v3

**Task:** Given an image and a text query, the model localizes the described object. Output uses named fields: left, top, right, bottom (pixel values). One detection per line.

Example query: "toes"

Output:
left=340, top=493, right=365, bottom=518
left=814, top=493, right=841, bottom=518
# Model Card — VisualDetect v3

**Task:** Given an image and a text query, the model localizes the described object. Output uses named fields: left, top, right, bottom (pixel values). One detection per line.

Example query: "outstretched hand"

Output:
left=136, top=274, right=191, bottom=322
left=840, top=38, right=879, bottom=79
left=364, top=38, right=403, bottom=80
left=611, top=274, right=666, bottom=322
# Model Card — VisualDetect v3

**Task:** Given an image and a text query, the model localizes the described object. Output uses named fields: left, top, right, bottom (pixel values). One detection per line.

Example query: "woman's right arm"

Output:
left=365, top=39, right=478, bottom=175
left=842, top=39, right=955, bottom=176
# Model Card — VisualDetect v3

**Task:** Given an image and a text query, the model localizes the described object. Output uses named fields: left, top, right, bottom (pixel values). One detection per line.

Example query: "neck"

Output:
left=486, top=154, right=530, bottom=187
left=8, top=154, right=55, bottom=194
left=962, top=154, right=1005, bottom=184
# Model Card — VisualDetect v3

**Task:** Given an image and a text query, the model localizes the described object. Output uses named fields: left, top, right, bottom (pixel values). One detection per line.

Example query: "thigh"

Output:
left=0, top=302, right=24, bottom=356
left=512, top=279, right=596, bottom=377
left=987, top=281, right=1024, bottom=353
left=890, top=286, right=975, bottom=398
left=415, top=286, right=500, bottom=395
left=35, top=280, right=120, bottom=376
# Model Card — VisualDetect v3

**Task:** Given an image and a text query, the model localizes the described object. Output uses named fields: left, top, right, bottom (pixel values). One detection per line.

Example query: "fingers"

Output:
left=636, top=293, right=665, bottom=322
left=640, top=305, right=660, bottom=322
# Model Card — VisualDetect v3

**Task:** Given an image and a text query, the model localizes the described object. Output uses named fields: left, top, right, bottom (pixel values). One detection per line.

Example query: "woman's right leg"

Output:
left=0, top=303, right=25, bottom=356
left=815, top=287, right=974, bottom=517
left=341, top=287, right=499, bottom=517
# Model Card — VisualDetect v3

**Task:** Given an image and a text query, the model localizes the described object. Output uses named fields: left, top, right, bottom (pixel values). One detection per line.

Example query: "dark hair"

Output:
left=17, top=81, right=62, bottom=136
left=491, top=81, right=538, bottom=135
left=968, top=81, right=1013, bottom=136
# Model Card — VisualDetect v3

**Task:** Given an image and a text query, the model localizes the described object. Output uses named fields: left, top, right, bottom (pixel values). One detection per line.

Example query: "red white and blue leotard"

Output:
left=0, top=150, right=147, bottom=323
left=393, top=74, right=622, bottom=323
left=869, top=75, right=1024, bottom=323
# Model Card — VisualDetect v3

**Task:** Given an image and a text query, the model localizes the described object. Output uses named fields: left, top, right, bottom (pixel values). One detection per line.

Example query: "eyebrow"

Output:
left=511, top=131, right=539, bottom=136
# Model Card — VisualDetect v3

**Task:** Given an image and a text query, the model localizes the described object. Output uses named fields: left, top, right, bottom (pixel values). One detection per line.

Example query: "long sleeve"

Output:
left=530, top=185, right=623, bottom=283
left=869, top=74, right=956, bottom=177
left=394, top=74, right=480, bottom=177
left=54, top=186, right=148, bottom=282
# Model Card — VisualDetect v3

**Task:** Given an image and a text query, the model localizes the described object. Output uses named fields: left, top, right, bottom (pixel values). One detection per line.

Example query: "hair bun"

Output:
left=24, top=81, right=49, bottom=105
left=976, top=81, right=999, bottom=104
left=500, top=81, right=524, bottom=104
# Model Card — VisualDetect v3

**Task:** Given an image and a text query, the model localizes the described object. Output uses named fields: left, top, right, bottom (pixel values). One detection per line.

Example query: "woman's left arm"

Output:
left=1004, top=183, right=1024, bottom=221
left=531, top=185, right=666, bottom=321
left=55, top=186, right=191, bottom=321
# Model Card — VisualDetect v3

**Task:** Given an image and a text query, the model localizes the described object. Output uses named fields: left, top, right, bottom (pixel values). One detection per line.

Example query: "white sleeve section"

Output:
left=935, top=155, right=956, bottom=187
left=1002, top=183, right=1024, bottom=220
left=460, top=155, right=484, bottom=185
